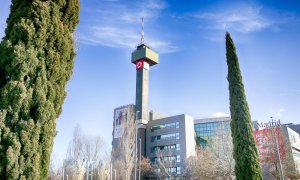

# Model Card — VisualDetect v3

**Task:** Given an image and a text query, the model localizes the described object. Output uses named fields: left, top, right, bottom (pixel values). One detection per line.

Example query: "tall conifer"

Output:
left=225, top=32, right=262, bottom=179
left=0, top=0, right=79, bottom=179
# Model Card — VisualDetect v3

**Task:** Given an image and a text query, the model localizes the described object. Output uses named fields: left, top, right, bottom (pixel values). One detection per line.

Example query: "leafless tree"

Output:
left=153, top=149, right=179, bottom=179
left=140, top=157, right=155, bottom=178
left=93, top=152, right=111, bottom=180
left=259, top=128, right=298, bottom=180
left=185, top=133, right=235, bottom=179
left=48, top=153, right=63, bottom=180
left=63, top=125, right=109, bottom=180
left=112, top=110, right=136, bottom=180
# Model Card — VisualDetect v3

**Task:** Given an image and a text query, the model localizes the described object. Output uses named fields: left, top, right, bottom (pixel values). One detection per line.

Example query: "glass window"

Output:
left=153, top=133, right=181, bottom=142
left=176, top=133, right=180, bottom=139
left=151, top=136, right=156, bottom=142
left=176, top=144, right=180, bottom=150
left=151, top=146, right=156, bottom=153
left=177, top=167, right=181, bottom=174
left=176, top=155, right=180, bottom=162
left=150, top=122, right=180, bottom=132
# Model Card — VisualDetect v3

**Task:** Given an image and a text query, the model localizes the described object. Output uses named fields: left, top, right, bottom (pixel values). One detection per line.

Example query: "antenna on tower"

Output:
left=141, top=17, right=144, bottom=43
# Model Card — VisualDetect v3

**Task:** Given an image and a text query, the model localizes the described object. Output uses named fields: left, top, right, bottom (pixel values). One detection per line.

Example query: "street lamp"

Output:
left=110, top=163, right=112, bottom=180
left=62, top=160, right=65, bottom=180
left=135, top=110, right=140, bottom=180
left=139, top=138, right=141, bottom=180
left=270, top=117, right=284, bottom=180
left=86, top=160, right=89, bottom=180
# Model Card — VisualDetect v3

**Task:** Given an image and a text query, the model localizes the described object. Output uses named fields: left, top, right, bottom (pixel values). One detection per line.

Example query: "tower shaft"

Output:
left=135, top=67, right=149, bottom=121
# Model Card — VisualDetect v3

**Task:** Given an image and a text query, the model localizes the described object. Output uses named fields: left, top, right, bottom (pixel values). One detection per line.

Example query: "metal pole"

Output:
left=86, top=160, right=89, bottom=180
left=66, top=174, right=68, bottom=180
left=273, top=127, right=284, bottom=180
left=91, top=163, right=93, bottom=180
left=270, top=117, right=284, bottom=180
left=110, top=163, right=113, bottom=180
left=114, top=169, right=116, bottom=180
left=134, top=121, right=137, bottom=180
left=135, top=111, right=139, bottom=180
left=62, top=168, right=64, bottom=180
left=139, top=138, right=141, bottom=180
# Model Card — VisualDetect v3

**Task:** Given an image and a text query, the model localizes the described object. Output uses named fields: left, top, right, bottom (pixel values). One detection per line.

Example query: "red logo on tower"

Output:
left=136, top=60, right=149, bottom=71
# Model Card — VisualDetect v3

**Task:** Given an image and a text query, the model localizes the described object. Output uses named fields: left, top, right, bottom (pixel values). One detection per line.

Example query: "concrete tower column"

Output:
left=135, top=62, right=149, bottom=121
left=131, top=43, right=158, bottom=157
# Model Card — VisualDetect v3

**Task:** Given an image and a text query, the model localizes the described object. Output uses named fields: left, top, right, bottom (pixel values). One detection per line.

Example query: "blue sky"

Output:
left=1, top=0, right=300, bottom=162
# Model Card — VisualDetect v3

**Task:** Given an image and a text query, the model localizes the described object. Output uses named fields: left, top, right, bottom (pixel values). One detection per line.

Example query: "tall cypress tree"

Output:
left=225, top=32, right=262, bottom=179
left=0, top=0, right=79, bottom=179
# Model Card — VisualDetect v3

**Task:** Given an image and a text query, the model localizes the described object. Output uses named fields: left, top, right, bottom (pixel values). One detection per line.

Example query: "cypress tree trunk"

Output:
left=225, top=32, right=262, bottom=180
left=0, top=0, right=79, bottom=179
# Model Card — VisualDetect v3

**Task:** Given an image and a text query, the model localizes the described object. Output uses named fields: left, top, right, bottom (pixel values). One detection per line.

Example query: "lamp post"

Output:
left=62, top=166, right=64, bottom=180
left=86, top=160, right=89, bottom=180
left=62, top=160, right=65, bottom=180
left=270, top=117, right=284, bottom=180
left=110, top=163, right=112, bottom=180
left=134, top=110, right=140, bottom=180
left=91, top=163, right=93, bottom=180
left=139, top=138, right=141, bottom=180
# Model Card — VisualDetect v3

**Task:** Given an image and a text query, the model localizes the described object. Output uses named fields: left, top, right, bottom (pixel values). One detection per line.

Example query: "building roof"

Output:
left=287, top=124, right=300, bottom=134
left=194, top=116, right=230, bottom=124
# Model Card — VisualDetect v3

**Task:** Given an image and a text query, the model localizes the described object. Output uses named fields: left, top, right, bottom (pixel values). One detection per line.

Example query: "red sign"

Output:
left=253, top=127, right=286, bottom=163
left=136, top=60, right=149, bottom=71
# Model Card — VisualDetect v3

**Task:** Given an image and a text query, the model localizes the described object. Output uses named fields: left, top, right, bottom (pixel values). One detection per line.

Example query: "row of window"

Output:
left=151, top=133, right=180, bottom=142
left=154, top=167, right=181, bottom=174
left=194, top=122, right=230, bottom=131
left=194, top=122, right=230, bottom=140
left=151, top=144, right=181, bottom=153
left=151, top=122, right=180, bottom=132
left=153, top=155, right=181, bottom=163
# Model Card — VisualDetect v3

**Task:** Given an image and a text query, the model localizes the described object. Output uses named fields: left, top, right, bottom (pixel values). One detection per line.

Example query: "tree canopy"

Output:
left=0, top=0, right=79, bottom=179
left=226, top=32, right=263, bottom=180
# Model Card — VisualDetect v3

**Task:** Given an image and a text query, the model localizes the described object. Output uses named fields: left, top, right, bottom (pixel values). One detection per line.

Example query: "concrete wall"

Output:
left=184, top=114, right=196, bottom=158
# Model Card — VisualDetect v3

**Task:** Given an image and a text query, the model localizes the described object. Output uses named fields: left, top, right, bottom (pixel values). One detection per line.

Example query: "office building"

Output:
left=146, top=113, right=196, bottom=176
left=254, top=122, right=300, bottom=179
left=194, top=116, right=231, bottom=147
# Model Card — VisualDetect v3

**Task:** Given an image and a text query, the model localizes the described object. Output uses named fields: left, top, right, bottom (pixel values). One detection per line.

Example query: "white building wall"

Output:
left=184, top=114, right=196, bottom=158
left=287, top=127, right=300, bottom=173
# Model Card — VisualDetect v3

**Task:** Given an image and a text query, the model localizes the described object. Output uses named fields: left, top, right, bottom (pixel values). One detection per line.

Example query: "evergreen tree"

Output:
left=225, top=32, right=262, bottom=180
left=0, top=0, right=79, bottom=179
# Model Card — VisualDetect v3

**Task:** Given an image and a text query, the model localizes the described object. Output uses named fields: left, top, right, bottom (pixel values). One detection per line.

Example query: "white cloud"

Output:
left=80, top=0, right=176, bottom=53
left=270, top=108, right=286, bottom=117
left=276, top=108, right=285, bottom=117
left=81, top=26, right=139, bottom=48
left=191, top=6, right=273, bottom=33
left=212, top=112, right=230, bottom=118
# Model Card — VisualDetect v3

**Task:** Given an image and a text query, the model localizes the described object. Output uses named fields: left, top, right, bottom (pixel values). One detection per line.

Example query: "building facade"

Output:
left=254, top=123, right=300, bottom=179
left=111, top=104, right=135, bottom=159
left=146, top=114, right=196, bottom=177
left=194, top=116, right=231, bottom=147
